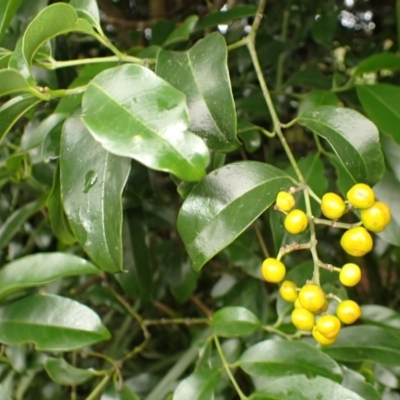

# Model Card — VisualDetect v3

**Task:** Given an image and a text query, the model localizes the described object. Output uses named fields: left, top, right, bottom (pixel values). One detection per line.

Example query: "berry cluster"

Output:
left=261, top=183, right=391, bottom=345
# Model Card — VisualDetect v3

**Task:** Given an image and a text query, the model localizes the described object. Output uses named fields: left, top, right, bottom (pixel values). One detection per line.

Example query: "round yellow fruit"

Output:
left=276, top=191, right=296, bottom=212
left=360, top=201, right=391, bottom=233
left=279, top=280, right=298, bottom=302
left=294, top=298, right=302, bottom=309
left=261, top=258, right=286, bottom=283
left=291, top=308, right=315, bottom=331
left=336, top=300, right=361, bottom=324
left=339, top=263, right=361, bottom=287
left=321, top=192, right=346, bottom=220
left=316, top=315, right=341, bottom=338
left=284, top=209, right=308, bottom=234
left=298, top=284, right=326, bottom=312
left=347, top=183, right=375, bottom=209
left=312, top=325, right=338, bottom=345
left=340, top=227, right=373, bottom=257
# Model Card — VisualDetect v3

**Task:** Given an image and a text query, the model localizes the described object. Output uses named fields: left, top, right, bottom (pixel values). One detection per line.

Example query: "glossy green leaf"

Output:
left=115, top=210, right=152, bottom=299
left=9, top=3, right=94, bottom=81
left=82, top=64, right=209, bottom=182
left=342, top=366, right=381, bottom=400
left=298, top=90, right=339, bottom=116
left=361, top=305, right=400, bottom=336
left=167, top=257, right=198, bottom=304
left=287, top=66, right=331, bottom=89
left=298, top=106, right=385, bottom=185
left=44, top=357, right=99, bottom=385
left=177, top=161, right=293, bottom=270
left=354, top=53, right=400, bottom=76
left=0, top=193, right=47, bottom=252
left=46, top=165, right=76, bottom=245
left=0, top=0, right=23, bottom=43
left=102, top=381, right=140, bottom=400
left=0, top=95, right=41, bottom=143
left=357, top=84, right=400, bottom=145
left=164, top=15, right=198, bottom=47
left=327, top=153, right=356, bottom=195
left=0, top=294, right=110, bottom=351
left=173, top=368, right=220, bottom=400
left=69, top=0, right=100, bottom=30
left=211, top=306, right=260, bottom=337
left=0, top=252, right=99, bottom=299
left=0, top=69, right=33, bottom=98
left=0, top=384, right=12, bottom=400
left=60, top=113, right=130, bottom=273
left=322, top=326, right=400, bottom=366
left=311, top=3, right=337, bottom=46
left=250, top=375, right=364, bottom=400
left=0, top=48, right=12, bottom=68
left=237, top=118, right=262, bottom=153
left=239, top=340, right=342, bottom=382
left=195, top=5, right=258, bottom=30
left=157, top=32, right=239, bottom=152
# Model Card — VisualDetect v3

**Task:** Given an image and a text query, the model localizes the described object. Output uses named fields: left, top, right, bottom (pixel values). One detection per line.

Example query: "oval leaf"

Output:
left=239, top=340, right=342, bottom=383
left=0, top=253, right=99, bottom=300
left=251, top=375, right=364, bottom=400
left=173, top=368, right=220, bottom=400
left=164, top=15, right=198, bottom=47
left=69, top=0, right=100, bottom=30
left=60, top=113, right=130, bottom=273
left=357, top=84, right=400, bottom=145
left=44, top=357, right=99, bottom=385
left=298, top=90, right=339, bottom=116
left=361, top=305, right=400, bottom=336
left=211, top=306, right=260, bottom=337
left=0, top=294, right=110, bottom=351
left=81, top=64, right=209, bottom=182
left=354, top=53, right=400, bottom=76
left=342, top=366, right=381, bottom=400
left=322, top=325, right=400, bottom=367
left=0, top=69, right=33, bottom=98
left=157, top=32, right=239, bottom=152
left=102, top=381, right=140, bottom=400
left=0, top=0, right=23, bottom=42
left=177, top=161, right=293, bottom=270
left=298, top=106, right=385, bottom=185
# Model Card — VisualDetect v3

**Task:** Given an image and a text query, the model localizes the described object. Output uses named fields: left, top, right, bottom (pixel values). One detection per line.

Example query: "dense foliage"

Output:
left=0, top=0, right=400, bottom=399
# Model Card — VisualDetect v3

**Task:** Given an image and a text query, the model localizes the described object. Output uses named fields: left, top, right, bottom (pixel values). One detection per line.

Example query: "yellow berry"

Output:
left=321, top=192, right=346, bottom=220
left=340, top=227, right=373, bottom=257
left=312, top=325, right=338, bottom=345
left=294, top=298, right=302, bottom=308
left=336, top=300, right=361, bottom=324
left=261, top=258, right=286, bottom=283
left=298, top=284, right=326, bottom=312
left=276, top=191, right=296, bottom=212
left=360, top=201, right=391, bottom=233
left=279, top=280, right=298, bottom=302
left=339, top=263, right=361, bottom=287
left=291, top=308, right=315, bottom=331
left=284, top=209, right=308, bottom=234
left=315, top=299, right=329, bottom=314
left=347, top=183, right=375, bottom=209
left=316, top=315, right=341, bottom=338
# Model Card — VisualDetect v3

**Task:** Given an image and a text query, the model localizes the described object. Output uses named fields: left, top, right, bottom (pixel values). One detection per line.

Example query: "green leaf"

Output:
left=0, top=384, right=12, bottom=400
left=115, top=210, right=152, bottom=299
left=177, top=161, right=293, bottom=270
left=0, top=192, right=47, bottom=252
left=164, top=15, right=198, bottom=47
left=239, top=340, right=342, bottom=382
left=0, top=252, right=99, bottom=300
left=298, top=106, right=385, bottom=185
left=44, top=357, right=99, bottom=385
left=211, top=306, right=260, bottom=337
left=0, top=94, right=41, bottom=143
left=287, top=66, right=331, bottom=90
left=46, top=165, right=76, bottom=245
left=322, top=326, right=400, bottom=366
left=82, top=64, right=209, bottom=182
left=237, top=118, right=262, bottom=153
left=342, top=366, right=381, bottom=400
left=0, top=48, right=12, bottom=68
left=0, top=294, right=110, bottom=351
left=60, top=113, right=131, bottom=273
left=354, top=53, right=400, bottom=76
left=69, top=0, right=100, bottom=30
left=298, top=90, right=339, bottom=116
left=357, top=84, right=400, bottom=145
left=173, top=368, right=220, bottom=400
left=102, top=381, right=140, bottom=400
left=0, top=69, right=33, bottom=98
left=156, top=32, right=239, bottom=152
left=250, top=375, right=364, bottom=400
left=327, top=153, right=356, bottom=195
left=0, top=0, right=23, bottom=43
left=9, top=3, right=94, bottom=81
left=361, top=305, right=400, bottom=336
left=311, top=3, right=337, bottom=46
left=195, top=5, right=258, bottom=31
